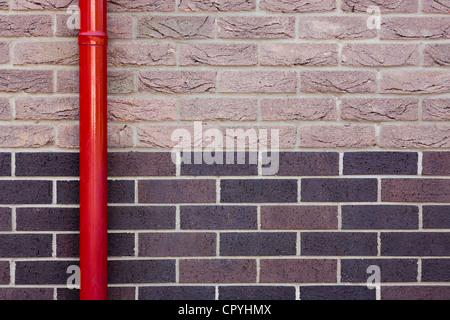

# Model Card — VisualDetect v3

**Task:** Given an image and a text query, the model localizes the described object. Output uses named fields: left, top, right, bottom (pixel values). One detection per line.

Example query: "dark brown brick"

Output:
left=58, top=287, right=135, bottom=300
left=220, top=232, right=296, bottom=256
left=261, top=205, right=338, bottom=230
left=423, top=206, right=450, bottom=229
left=0, top=181, right=52, bottom=204
left=0, top=261, right=9, bottom=284
left=109, top=206, right=176, bottom=230
left=179, top=259, right=256, bottom=283
left=273, top=152, right=339, bottom=176
left=139, top=232, right=216, bottom=257
left=181, top=152, right=258, bottom=176
left=382, top=286, right=450, bottom=300
left=341, top=259, right=418, bottom=283
left=221, top=179, right=298, bottom=203
left=0, top=288, right=53, bottom=300
left=0, top=207, right=11, bottom=231
left=422, top=259, right=450, bottom=282
left=16, top=261, right=77, bottom=285
left=302, top=179, right=378, bottom=202
left=260, top=259, right=337, bottom=283
left=109, top=152, right=176, bottom=176
left=139, top=180, right=216, bottom=203
left=382, top=179, right=450, bottom=203
left=16, top=207, right=78, bottom=231
left=344, top=152, right=418, bottom=175
left=342, top=205, right=419, bottom=230
left=57, top=180, right=135, bottom=204
left=15, top=152, right=78, bottom=176
left=109, top=260, right=175, bottom=284
left=219, top=286, right=295, bottom=300
left=180, top=206, right=257, bottom=230
left=301, top=232, right=378, bottom=256
left=301, top=286, right=376, bottom=300
left=0, top=153, right=10, bottom=176
left=57, top=233, right=135, bottom=257
left=423, top=152, right=450, bottom=176
left=381, top=232, right=450, bottom=256
left=139, top=286, right=215, bottom=300
left=0, top=234, right=52, bottom=257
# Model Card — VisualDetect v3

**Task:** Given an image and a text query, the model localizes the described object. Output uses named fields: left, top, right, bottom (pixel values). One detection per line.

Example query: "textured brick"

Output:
left=261, top=206, right=338, bottom=230
left=0, top=42, right=9, bottom=64
left=139, top=70, right=215, bottom=94
left=423, top=0, right=450, bottom=12
left=56, top=70, right=77, bottom=93
left=341, top=98, right=418, bottom=122
left=0, top=181, right=52, bottom=204
left=180, top=98, right=257, bottom=121
left=57, top=180, right=135, bottom=204
left=273, top=152, right=339, bottom=176
left=424, top=44, right=450, bottom=66
left=108, top=0, right=175, bottom=12
left=0, top=261, right=9, bottom=284
left=179, top=259, right=256, bottom=283
left=0, top=15, right=52, bottom=37
left=58, top=287, right=135, bottom=300
left=261, top=43, right=338, bottom=66
left=0, top=234, right=52, bottom=257
left=0, top=153, right=11, bottom=176
left=109, top=98, right=176, bottom=122
left=16, top=261, right=80, bottom=285
left=109, top=206, right=175, bottom=230
left=342, top=44, right=419, bottom=67
left=16, top=207, right=78, bottom=231
left=179, top=0, right=255, bottom=11
left=423, top=152, right=450, bottom=175
left=219, top=286, right=295, bottom=300
left=382, top=179, right=450, bottom=203
left=108, top=43, right=176, bottom=66
left=181, top=206, right=257, bottom=230
left=139, top=180, right=216, bottom=203
left=0, top=0, right=7, bottom=9
left=220, top=232, right=296, bottom=256
left=137, top=124, right=192, bottom=148
left=423, top=99, right=450, bottom=121
left=109, top=260, right=175, bottom=284
left=301, top=286, right=375, bottom=300
left=56, top=233, right=135, bottom=257
left=180, top=43, right=257, bottom=66
left=221, top=179, right=298, bottom=203
left=15, top=97, right=78, bottom=120
left=15, top=152, right=77, bottom=177
left=220, top=71, right=297, bottom=93
left=300, top=125, right=376, bottom=148
left=342, top=205, right=419, bottom=230
left=12, top=0, right=76, bottom=10
left=301, top=71, right=376, bottom=93
left=301, top=232, right=378, bottom=256
left=138, top=16, right=214, bottom=39
left=181, top=152, right=257, bottom=176
left=422, top=259, right=450, bottom=282
left=299, top=17, right=377, bottom=39
left=218, top=16, right=295, bottom=39
left=344, top=152, right=418, bottom=175
left=342, top=259, right=418, bottom=283
left=139, top=232, right=216, bottom=257
left=382, top=17, right=450, bottom=39
left=342, top=0, right=418, bottom=12
left=381, top=232, right=450, bottom=256
left=0, top=207, right=11, bottom=231
left=423, top=206, right=450, bottom=229
left=109, top=152, right=175, bottom=177
left=0, top=70, right=53, bottom=93
left=0, top=98, right=11, bottom=120
left=261, top=0, right=335, bottom=12
left=261, top=98, right=337, bottom=121
left=139, top=286, right=215, bottom=300
left=0, top=288, right=53, bottom=300
left=0, top=125, right=54, bottom=148
left=382, top=286, right=450, bottom=300
left=260, top=259, right=337, bottom=283
left=221, top=125, right=297, bottom=149
left=14, top=41, right=77, bottom=65
left=380, top=125, right=450, bottom=149
left=57, top=124, right=134, bottom=148
left=382, top=71, right=450, bottom=94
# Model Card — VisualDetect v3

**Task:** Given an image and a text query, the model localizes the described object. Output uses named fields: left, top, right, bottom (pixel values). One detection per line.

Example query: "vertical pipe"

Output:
left=78, top=0, right=108, bottom=300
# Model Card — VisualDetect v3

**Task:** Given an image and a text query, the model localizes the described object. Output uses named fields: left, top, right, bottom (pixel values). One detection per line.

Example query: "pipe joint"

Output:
left=78, top=31, right=108, bottom=46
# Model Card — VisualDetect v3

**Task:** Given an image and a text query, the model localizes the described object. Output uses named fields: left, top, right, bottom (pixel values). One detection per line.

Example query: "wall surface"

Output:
left=0, top=0, right=449, bottom=300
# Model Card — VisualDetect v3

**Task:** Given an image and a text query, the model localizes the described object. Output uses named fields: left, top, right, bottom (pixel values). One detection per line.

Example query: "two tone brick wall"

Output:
left=0, top=0, right=449, bottom=300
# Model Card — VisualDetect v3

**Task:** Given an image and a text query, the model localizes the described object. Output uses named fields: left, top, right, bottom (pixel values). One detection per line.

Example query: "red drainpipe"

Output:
left=78, top=0, right=108, bottom=300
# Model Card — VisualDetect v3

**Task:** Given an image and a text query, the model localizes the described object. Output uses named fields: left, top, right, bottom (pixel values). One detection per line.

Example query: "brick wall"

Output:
left=0, top=0, right=449, bottom=300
